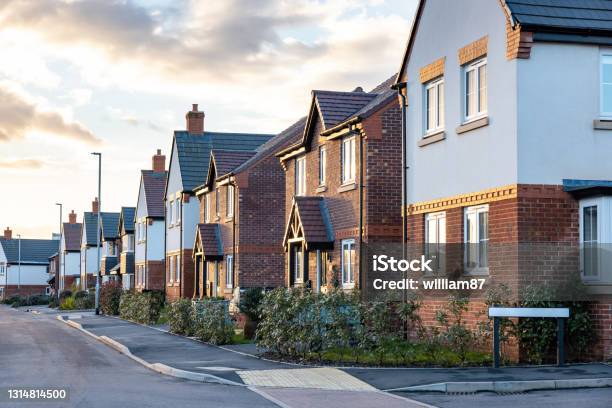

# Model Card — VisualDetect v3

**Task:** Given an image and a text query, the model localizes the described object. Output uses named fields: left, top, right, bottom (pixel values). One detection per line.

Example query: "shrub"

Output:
left=436, top=295, right=475, bottom=365
left=100, top=282, right=122, bottom=315
left=74, top=292, right=95, bottom=310
left=120, top=291, right=164, bottom=325
left=59, top=290, right=73, bottom=301
left=59, top=296, right=76, bottom=310
left=192, top=300, right=234, bottom=345
left=167, top=298, right=194, bottom=335
left=239, top=288, right=265, bottom=321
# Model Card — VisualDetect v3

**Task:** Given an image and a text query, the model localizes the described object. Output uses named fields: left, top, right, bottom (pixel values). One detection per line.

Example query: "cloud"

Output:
left=0, top=85, right=101, bottom=144
left=0, top=159, right=46, bottom=169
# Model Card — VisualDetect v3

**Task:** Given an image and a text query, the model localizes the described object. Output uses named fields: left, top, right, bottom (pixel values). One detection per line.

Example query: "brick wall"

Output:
left=146, top=260, right=165, bottom=291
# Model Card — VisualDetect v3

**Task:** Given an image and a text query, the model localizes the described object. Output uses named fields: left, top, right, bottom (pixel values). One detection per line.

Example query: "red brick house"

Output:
left=276, top=77, right=402, bottom=292
left=193, top=119, right=305, bottom=302
left=394, top=0, right=612, bottom=360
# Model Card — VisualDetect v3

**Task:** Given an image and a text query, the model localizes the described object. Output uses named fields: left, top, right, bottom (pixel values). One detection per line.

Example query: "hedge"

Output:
left=100, top=281, right=122, bottom=315
left=167, top=299, right=234, bottom=345
left=119, top=291, right=164, bottom=324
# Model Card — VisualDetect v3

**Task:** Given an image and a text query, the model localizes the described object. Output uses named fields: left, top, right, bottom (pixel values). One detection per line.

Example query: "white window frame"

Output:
left=168, top=256, right=174, bottom=283
left=175, top=198, right=180, bottom=224
left=0, top=263, right=5, bottom=278
left=319, top=145, right=326, bottom=186
left=169, top=200, right=174, bottom=226
left=295, top=156, right=306, bottom=196
left=579, top=197, right=612, bottom=282
left=424, top=77, right=445, bottom=134
left=292, top=244, right=304, bottom=284
left=341, top=136, right=356, bottom=184
left=215, top=187, right=221, bottom=218
left=175, top=255, right=181, bottom=282
left=226, top=185, right=235, bottom=218
left=226, top=255, right=233, bottom=288
left=463, top=58, right=487, bottom=122
left=464, top=204, right=489, bottom=275
left=425, top=211, right=446, bottom=274
left=341, top=239, right=356, bottom=288
left=601, top=53, right=612, bottom=119
left=205, top=194, right=211, bottom=223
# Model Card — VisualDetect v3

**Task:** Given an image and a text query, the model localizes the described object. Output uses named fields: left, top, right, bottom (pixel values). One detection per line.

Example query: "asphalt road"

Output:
left=402, top=388, right=612, bottom=408
left=0, top=306, right=277, bottom=408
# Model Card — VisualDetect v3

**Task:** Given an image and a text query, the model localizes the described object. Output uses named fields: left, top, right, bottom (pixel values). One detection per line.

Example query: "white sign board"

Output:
left=489, top=307, right=569, bottom=318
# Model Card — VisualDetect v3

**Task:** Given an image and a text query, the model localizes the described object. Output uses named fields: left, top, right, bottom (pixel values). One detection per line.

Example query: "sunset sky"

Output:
left=0, top=0, right=417, bottom=238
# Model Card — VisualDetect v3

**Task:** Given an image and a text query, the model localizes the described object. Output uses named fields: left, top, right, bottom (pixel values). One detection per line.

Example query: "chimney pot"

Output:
left=152, top=149, right=166, bottom=172
left=3, top=227, right=11, bottom=240
left=186, top=104, right=205, bottom=135
left=92, top=197, right=99, bottom=214
left=69, top=210, right=77, bottom=224
left=192, top=104, right=198, bottom=111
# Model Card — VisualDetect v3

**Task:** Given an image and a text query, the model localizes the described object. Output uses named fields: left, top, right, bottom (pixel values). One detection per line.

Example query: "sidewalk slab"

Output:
left=238, top=367, right=375, bottom=391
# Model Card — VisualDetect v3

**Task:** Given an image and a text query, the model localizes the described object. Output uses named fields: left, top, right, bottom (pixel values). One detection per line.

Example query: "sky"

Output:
left=0, top=0, right=417, bottom=239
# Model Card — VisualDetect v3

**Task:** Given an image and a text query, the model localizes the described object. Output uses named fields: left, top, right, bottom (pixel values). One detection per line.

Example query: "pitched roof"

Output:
left=0, top=238, right=59, bottom=264
left=101, top=212, right=121, bottom=240
left=504, top=0, right=612, bottom=32
left=62, top=223, right=82, bottom=252
left=142, top=170, right=167, bottom=218
left=212, top=150, right=257, bottom=177
left=283, top=197, right=334, bottom=249
left=172, top=131, right=274, bottom=192
left=314, top=90, right=377, bottom=129
left=195, top=223, right=223, bottom=258
left=119, top=207, right=136, bottom=234
left=396, top=0, right=612, bottom=84
left=234, top=117, right=307, bottom=173
left=82, top=212, right=98, bottom=246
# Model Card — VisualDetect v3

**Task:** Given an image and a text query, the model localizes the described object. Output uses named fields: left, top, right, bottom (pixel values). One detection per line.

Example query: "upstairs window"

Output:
left=341, top=136, right=356, bottom=184
left=227, top=185, right=235, bottom=218
left=174, top=198, right=180, bottom=224
left=295, top=156, right=306, bottom=196
left=425, top=78, right=444, bottom=134
left=601, top=54, right=612, bottom=118
left=205, top=194, right=211, bottom=223
left=464, top=58, right=487, bottom=121
left=215, top=188, right=221, bottom=218
left=168, top=200, right=174, bottom=225
left=318, top=146, right=327, bottom=186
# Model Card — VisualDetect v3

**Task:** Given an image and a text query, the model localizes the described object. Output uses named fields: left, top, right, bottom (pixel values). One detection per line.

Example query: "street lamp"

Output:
left=91, top=152, right=102, bottom=315
left=17, top=234, right=21, bottom=291
left=55, top=203, right=62, bottom=299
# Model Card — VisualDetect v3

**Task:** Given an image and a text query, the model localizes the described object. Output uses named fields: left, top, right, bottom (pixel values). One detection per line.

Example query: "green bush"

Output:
left=59, top=296, right=76, bottom=310
left=192, top=300, right=234, bottom=345
left=120, top=291, right=164, bottom=325
left=239, top=288, right=265, bottom=321
left=167, top=298, right=195, bottom=335
left=74, top=292, right=94, bottom=310
left=100, top=282, right=122, bottom=315
left=5, top=294, right=50, bottom=308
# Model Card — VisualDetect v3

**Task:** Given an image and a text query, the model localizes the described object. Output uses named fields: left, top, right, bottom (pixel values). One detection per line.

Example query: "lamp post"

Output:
left=17, top=234, right=21, bottom=291
left=55, top=203, right=62, bottom=299
left=91, top=152, right=102, bottom=315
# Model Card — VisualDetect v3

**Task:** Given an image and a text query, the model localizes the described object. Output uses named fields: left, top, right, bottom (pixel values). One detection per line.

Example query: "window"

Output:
left=123, top=235, right=134, bottom=252
left=342, top=239, right=355, bottom=287
left=139, top=222, right=146, bottom=243
left=425, top=78, right=444, bottom=133
left=425, top=212, right=446, bottom=273
left=579, top=197, right=612, bottom=281
left=175, top=255, right=181, bottom=282
left=319, top=146, right=327, bottom=186
left=464, top=58, right=487, bottom=120
left=205, top=194, right=211, bottom=222
left=582, top=204, right=598, bottom=278
left=169, top=200, right=174, bottom=225
left=292, top=245, right=304, bottom=283
left=226, top=255, right=233, bottom=288
left=106, top=242, right=116, bottom=256
left=601, top=54, right=612, bottom=118
left=341, top=136, right=356, bottom=184
left=227, top=185, right=235, bottom=218
left=0, top=263, right=5, bottom=278
left=464, top=205, right=489, bottom=273
left=215, top=188, right=220, bottom=218
left=168, top=256, right=174, bottom=283
left=295, top=156, right=306, bottom=196
left=175, top=198, right=180, bottom=224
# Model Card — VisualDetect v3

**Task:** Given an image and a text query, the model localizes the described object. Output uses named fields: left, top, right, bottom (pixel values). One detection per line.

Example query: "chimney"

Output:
left=69, top=210, right=77, bottom=224
left=152, top=149, right=166, bottom=172
left=3, top=227, right=11, bottom=240
left=92, top=197, right=99, bottom=214
left=186, top=104, right=204, bottom=134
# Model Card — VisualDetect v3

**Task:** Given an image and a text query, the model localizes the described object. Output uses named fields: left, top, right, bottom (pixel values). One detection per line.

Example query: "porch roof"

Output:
left=283, top=196, right=334, bottom=249
left=195, top=223, right=223, bottom=258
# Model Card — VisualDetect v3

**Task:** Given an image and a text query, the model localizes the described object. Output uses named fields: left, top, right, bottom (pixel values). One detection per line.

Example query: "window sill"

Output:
left=464, top=267, right=489, bottom=276
left=456, top=116, right=489, bottom=134
left=316, top=185, right=327, bottom=193
left=224, top=288, right=233, bottom=293
left=225, top=216, right=234, bottom=223
left=593, top=119, right=612, bottom=130
left=418, top=131, right=445, bottom=147
left=342, top=284, right=355, bottom=290
left=338, top=182, right=357, bottom=193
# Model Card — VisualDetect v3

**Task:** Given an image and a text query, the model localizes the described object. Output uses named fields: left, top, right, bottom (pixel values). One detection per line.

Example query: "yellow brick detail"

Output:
left=419, top=57, right=445, bottom=84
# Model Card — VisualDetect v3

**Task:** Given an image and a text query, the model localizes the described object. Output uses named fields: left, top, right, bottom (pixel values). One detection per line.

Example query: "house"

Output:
left=48, top=252, right=59, bottom=297
left=80, top=198, right=101, bottom=290
left=134, top=150, right=167, bottom=292
left=59, top=210, right=82, bottom=292
left=118, top=206, right=136, bottom=289
left=0, top=227, right=59, bottom=298
left=276, top=77, right=402, bottom=292
left=164, top=104, right=274, bottom=301
left=394, top=0, right=612, bottom=359
left=193, top=118, right=305, bottom=301
left=99, top=211, right=121, bottom=284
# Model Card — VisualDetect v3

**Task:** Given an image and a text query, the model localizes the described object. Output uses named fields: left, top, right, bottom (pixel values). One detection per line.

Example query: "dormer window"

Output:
left=295, top=156, right=306, bottom=196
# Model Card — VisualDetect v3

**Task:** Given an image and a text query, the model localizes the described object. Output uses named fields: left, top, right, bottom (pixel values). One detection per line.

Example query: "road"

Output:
left=0, top=306, right=276, bottom=408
